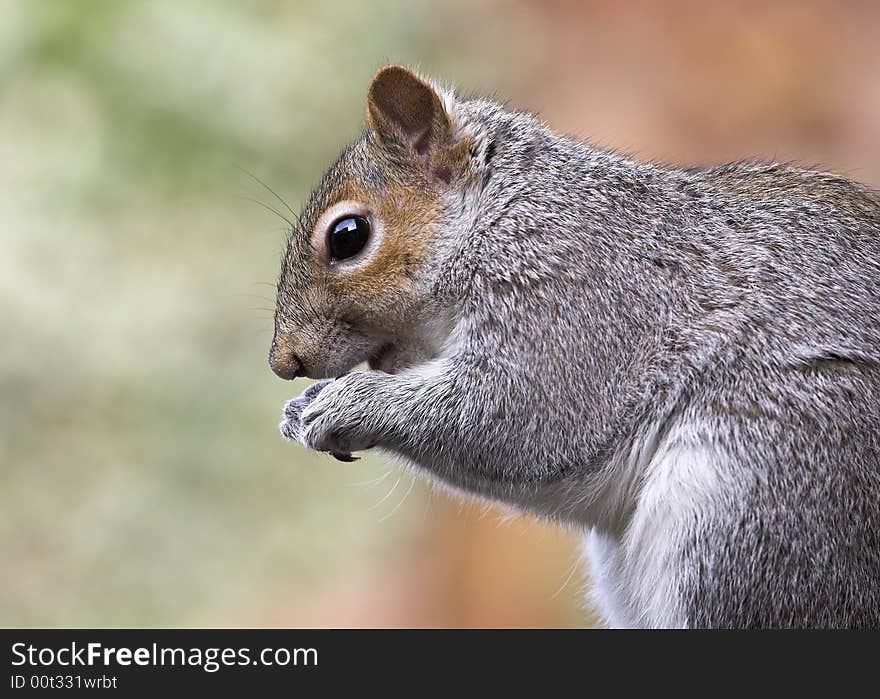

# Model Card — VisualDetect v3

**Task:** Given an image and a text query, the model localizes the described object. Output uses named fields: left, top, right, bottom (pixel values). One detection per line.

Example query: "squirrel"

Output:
left=269, top=65, right=880, bottom=628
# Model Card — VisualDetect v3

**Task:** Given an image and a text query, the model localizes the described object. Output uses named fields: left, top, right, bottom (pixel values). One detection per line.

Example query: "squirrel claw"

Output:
left=331, top=451, right=359, bottom=462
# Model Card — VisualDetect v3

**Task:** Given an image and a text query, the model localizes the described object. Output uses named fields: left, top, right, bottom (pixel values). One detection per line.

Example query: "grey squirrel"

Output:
left=269, top=66, right=880, bottom=628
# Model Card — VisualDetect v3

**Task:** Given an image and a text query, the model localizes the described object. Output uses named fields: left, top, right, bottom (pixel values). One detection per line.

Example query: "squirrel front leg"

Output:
left=293, top=362, right=457, bottom=457
left=289, top=357, right=521, bottom=485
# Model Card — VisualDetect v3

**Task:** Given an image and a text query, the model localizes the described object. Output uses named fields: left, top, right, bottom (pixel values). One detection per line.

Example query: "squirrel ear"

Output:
left=367, top=66, right=451, bottom=158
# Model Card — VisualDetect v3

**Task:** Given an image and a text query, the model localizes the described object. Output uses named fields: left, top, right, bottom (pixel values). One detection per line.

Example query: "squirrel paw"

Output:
left=280, top=379, right=331, bottom=439
left=280, top=380, right=356, bottom=461
left=299, top=372, right=380, bottom=458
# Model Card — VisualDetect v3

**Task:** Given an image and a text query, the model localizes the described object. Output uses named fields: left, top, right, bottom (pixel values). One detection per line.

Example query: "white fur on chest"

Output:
left=585, top=421, right=732, bottom=629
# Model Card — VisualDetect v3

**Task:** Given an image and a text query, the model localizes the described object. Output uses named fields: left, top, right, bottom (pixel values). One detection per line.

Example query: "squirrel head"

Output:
left=270, top=66, right=478, bottom=380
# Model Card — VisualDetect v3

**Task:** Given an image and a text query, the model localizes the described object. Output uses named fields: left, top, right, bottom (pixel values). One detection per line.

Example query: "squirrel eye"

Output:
left=328, top=216, right=370, bottom=261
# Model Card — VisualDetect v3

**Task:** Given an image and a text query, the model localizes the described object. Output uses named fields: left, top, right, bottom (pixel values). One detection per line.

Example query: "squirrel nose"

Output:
left=270, top=350, right=304, bottom=380
left=269, top=336, right=305, bottom=380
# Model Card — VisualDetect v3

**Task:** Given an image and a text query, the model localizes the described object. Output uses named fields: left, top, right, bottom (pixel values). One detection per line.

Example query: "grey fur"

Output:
left=274, top=74, right=880, bottom=628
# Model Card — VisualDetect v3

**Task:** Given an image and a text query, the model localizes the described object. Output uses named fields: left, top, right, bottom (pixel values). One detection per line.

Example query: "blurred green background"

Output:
left=2, top=0, right=878, bottom=627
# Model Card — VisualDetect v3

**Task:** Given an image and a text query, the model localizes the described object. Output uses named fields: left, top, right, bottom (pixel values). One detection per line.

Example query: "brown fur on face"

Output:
left=321, top=184, right=441, bottom=321
left=272, top=180, right=443, bottom=377
left=271, top=68, right=468, bottom=379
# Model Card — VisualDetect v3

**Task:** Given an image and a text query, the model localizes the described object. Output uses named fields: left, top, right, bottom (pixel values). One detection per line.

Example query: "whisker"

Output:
left=378, top=474, right=417, bottom=522
left=238, top=195, right=295, bottom=229
left=369, top=472, right=402, bottom=510
left=235, top=165, right=302, bottom=224
left=550, top=554, right=583, bottom=601
left=347, top=468, right=393, bottom=488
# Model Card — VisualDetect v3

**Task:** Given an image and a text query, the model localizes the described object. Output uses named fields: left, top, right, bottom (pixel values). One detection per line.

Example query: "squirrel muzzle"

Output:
left=269, top=330, right=305, bottom=380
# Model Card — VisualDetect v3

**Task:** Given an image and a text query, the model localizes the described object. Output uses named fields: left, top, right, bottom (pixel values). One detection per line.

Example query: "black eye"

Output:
left=328, top=216, right=370, bottom=261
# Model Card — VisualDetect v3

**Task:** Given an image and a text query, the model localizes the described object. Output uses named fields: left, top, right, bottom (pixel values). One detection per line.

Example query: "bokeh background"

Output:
left=2, top=0, right=879, bottom=627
